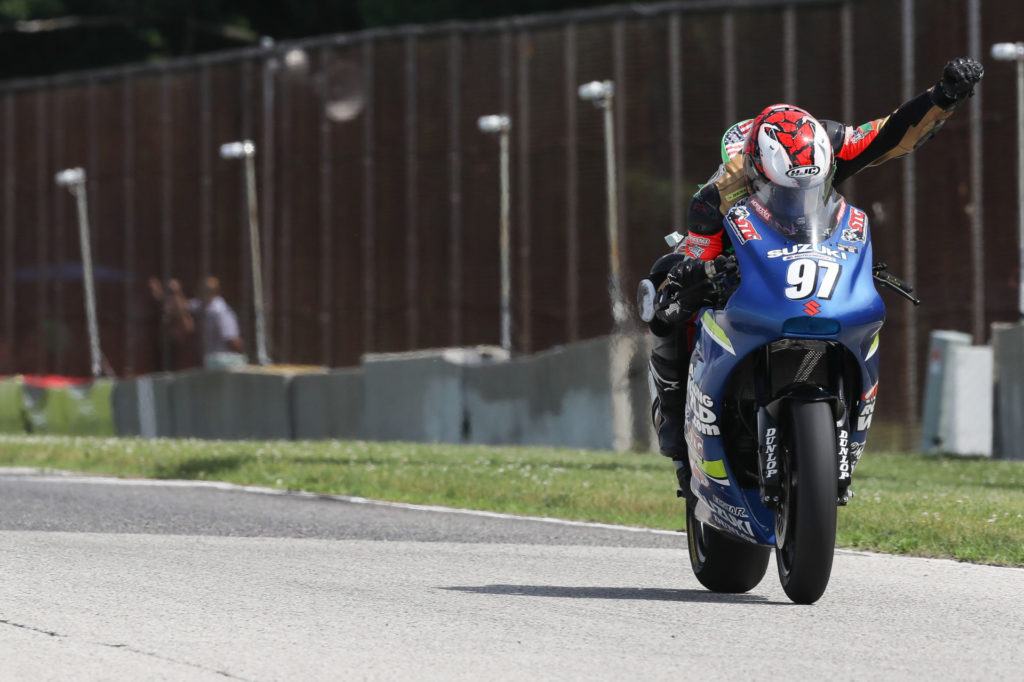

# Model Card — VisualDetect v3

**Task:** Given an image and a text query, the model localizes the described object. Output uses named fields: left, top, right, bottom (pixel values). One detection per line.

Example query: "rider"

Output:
left=645, top=57, right=984, bottom=494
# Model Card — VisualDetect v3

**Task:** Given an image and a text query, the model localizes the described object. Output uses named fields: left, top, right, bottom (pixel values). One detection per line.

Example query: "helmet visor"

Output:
left=752, top=178, right=842, bottom=244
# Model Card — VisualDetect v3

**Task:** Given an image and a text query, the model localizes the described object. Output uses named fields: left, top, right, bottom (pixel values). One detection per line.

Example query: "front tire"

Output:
left=775, top=401, right=838, bottom=604
left=686, top=497, right=770, bottom=593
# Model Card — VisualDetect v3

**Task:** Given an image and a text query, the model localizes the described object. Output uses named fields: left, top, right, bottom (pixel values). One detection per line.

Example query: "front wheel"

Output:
left=687, top=497, right=770, bottom=593
left=775, top=401, right=838, bottom=604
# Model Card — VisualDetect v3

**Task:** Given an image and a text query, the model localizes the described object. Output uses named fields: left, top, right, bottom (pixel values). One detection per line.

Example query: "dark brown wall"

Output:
left=1, top=0, right=1022, bottom=445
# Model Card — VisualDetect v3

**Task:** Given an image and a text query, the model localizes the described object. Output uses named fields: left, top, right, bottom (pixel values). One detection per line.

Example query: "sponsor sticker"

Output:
left=686, top=364, right=720, bottom=436
left=763, top=426, right=779, bottom=484
left=856, top=383, right=878, bottom=431
left=766, top=243, right=849, bottom=262
left=724, top=187, right=749, bottom=203
left=709, top=505, right=756, bottom=540
left=726, top=205, right=761, bottom=245
left=842, top=207, right=867, bottom=243
left=749, top=197, right=772, bottom=223
left=850, top=440, right=865, bottom=467
left=838, top=429, right=851, bottom=481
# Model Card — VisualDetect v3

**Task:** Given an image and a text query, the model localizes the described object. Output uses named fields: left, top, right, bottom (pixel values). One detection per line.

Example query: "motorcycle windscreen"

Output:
left=752, top=180, right=844, bottom=245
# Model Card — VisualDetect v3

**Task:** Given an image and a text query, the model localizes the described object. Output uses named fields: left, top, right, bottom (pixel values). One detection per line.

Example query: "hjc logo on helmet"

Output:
left=785, top=166, right=821, bottom=178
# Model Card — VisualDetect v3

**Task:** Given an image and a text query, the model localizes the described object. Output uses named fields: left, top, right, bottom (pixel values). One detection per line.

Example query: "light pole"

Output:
left=478, top=114, right=513, bottom=353
left=220, top=139, right=270, bottom=366
left=578, top=80, right=627, bottom=324
left=992, top=41, right=1024, bottom=319
left=55, top=167, right=103, bottom=377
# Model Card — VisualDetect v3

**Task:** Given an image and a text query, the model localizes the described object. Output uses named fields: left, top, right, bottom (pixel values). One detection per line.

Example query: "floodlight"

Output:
left=992, top=42, right=1024, bottom=61
left=578, top=80, right=613, bottom=103
left=220, top=140, right=255, bottom=159
left=477, top=114, right=510, bottom=134
left=55, top=167, right=85, bottom=186
left=283, top=48, right=309, bottom=72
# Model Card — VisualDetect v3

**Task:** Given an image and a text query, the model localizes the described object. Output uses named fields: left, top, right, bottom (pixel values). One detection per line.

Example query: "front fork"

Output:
left=757, top=408, right=782, bottom=508
left=757, top=402, right=853, bottom=510
left=754, top=345, right=859, bottom=510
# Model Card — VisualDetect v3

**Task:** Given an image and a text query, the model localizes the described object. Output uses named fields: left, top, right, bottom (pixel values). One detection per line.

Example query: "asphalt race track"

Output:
left=1, top=468, right=1021, bottom=680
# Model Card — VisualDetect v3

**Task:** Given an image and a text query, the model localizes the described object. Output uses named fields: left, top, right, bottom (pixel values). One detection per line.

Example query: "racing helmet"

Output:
left=742, top=104, right=834, bottom=196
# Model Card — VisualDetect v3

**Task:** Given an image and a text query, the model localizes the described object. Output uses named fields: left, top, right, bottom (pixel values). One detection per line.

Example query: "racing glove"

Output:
left=933, top=57, right=984, bottom=106
left=656, top=256, right=729, bottom=324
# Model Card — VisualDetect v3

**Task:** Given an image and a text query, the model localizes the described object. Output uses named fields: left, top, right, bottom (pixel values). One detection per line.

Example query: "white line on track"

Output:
left=5, top=466, right=1022, bottom=573
left=0, top=467, right=683, bottom=536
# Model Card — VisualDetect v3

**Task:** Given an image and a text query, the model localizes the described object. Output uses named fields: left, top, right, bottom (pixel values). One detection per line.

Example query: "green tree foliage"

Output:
left=0, top=0, right=614, bottom=80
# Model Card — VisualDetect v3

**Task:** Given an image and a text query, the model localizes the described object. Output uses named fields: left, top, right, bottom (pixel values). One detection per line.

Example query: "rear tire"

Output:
left=775, top=401, right=838, bottom=604
left=686, top=497, right=770, bottom=593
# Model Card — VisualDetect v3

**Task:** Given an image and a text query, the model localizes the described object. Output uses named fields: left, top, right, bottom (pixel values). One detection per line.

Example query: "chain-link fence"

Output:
left=1, top=0, right=1021, bottom=447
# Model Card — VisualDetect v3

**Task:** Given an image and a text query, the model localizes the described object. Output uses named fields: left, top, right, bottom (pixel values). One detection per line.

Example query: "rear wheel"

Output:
left=686, top=496, right=770, bottom=593
left=775, top=401, right=838, bottom=604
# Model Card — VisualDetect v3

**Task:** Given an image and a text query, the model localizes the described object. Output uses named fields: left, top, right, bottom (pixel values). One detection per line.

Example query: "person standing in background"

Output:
left=189, top=275, right=246, bottom=369
left=148, top=276, right=198, bottom=371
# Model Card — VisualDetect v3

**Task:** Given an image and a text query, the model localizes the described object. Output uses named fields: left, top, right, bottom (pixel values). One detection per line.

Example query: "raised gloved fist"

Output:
left=938, top=57, right=984, bottom=101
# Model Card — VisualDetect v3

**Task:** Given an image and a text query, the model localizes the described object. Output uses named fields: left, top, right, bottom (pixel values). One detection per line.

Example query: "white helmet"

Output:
left=743, top=104, right=834, bottom=194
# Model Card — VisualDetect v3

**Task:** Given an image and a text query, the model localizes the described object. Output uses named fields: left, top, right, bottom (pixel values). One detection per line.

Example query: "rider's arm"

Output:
left=681, top=155, right=744, bottom=263
left=831, top=57, right=983, bottom=185
left=682, top=183, right=728, bottom=261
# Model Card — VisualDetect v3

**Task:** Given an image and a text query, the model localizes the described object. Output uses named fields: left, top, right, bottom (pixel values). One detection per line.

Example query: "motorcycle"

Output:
left=638, top=183, right=918, bottom=604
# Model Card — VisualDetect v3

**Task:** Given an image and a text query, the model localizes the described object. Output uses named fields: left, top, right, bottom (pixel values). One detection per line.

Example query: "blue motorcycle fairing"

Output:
left=684, top=197, right=884, bottom=546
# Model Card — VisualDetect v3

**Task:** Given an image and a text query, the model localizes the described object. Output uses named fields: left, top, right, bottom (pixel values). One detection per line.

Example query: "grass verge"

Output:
left=0, top=435, right=1021, bottom=567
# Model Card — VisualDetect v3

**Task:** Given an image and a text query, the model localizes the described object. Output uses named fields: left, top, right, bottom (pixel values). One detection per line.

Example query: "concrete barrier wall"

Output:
left=290, top=369, right=364, bottom=440
left=462, top=335, right=654, bottom=451
left=361, top=349, right=488, bottom=444
left=98, top=333, right=659, bottom=450
left=463, top=338, right=615, bottom=450
left=170, top=369, right=294, bottom=440
left=98, top=336, right=655, bottom=450
left=112, top=374, right=176, bottom=437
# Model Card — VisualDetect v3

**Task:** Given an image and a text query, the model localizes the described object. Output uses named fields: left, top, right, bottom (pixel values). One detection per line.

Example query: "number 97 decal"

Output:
left=784, top=259, right=841, bottom=300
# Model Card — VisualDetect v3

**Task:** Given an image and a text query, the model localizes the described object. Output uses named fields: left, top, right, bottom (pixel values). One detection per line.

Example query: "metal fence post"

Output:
left=2, top=95, right=12, bottom=373
left=968, top=0, right=985, bottom=342
left=405, top=33, right=420, bottom=350
left=121, top=74, right=136, bottom=374
left=564, top=22, right=579, bottom=342
left=361, top=36, right=376, bottom=353
left=517, top=31, right=532, bottom=353
left=35, top=90, right=48, bottom=374
left=477, top=114, right=513, bottom=354
left=669, top=12, right=684, bottom=230
left=902, top=0, right=919, bottom=444
left=319, top=47, right=334, bottom=366
left=723, top=12, right=736, bottom=128
left=579, top=80, right=626, bottom=324
left=448, top=31, right=463, bottom=347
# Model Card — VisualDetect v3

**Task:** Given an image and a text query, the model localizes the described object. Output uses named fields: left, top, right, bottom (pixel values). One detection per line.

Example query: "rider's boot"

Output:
left=650, top=331, right=693, bottom=501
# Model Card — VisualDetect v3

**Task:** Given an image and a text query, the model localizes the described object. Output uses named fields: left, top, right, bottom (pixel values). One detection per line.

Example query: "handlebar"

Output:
left=873, top=263, right=921, bottom=306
